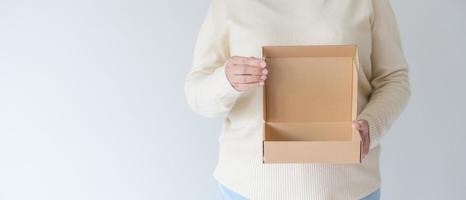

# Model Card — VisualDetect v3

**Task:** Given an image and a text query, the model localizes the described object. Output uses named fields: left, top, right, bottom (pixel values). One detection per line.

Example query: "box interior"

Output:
left=263, top=45, right=358, bottom=143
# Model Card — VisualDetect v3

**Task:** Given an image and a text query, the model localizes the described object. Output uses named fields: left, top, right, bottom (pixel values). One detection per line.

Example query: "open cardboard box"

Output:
left=262, top=45, right=362, bottom=164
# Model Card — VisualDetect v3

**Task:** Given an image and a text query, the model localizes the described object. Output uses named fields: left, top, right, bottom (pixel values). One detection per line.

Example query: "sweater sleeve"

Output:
left=184, top=1, right=242, bottom=118
left=357, top=0, right=411, bottom=149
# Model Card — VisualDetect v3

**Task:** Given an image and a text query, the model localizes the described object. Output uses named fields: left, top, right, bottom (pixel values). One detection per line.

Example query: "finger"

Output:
left=357, top=125, right=367, bottom=133
left=231, top=75, right=267, bottom=84
left=352, top=122, right=361, bottom=130
left=354, top=121, right=369, bottom=160
left=353, top=120, right=368, bottom=131
left=233, top=65, right=268, bottom=75
left=233, top=82, right=264, bottom=91
left=358, top=121, right=369, bottom=132
left=365, top=130, right=371, bottom=155
left=231, top=56, right=267, bottom=68
left=362, top=131, right=370, bottom=158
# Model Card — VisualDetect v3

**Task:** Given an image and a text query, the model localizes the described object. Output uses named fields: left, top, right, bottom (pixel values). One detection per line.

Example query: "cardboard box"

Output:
left=262, top=45, right=362, bottom=164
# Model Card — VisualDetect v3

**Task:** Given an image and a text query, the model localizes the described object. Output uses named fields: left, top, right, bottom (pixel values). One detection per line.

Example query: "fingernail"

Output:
left=262, top=69, right=268, bottom=74
left=259, top=82, right=264, bottom=86
left=260, top=61, right=267, bottom=68
left=261, top=75, right=267, bottom=80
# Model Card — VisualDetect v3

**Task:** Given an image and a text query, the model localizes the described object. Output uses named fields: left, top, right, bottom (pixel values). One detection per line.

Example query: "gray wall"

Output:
left=0, top=0, right=464, bottom=199
left=380, top=0, right=466, bottom=199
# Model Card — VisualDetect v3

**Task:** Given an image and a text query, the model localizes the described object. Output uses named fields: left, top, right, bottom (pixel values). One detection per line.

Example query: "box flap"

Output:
left=262, top=45, right=358, bottom=123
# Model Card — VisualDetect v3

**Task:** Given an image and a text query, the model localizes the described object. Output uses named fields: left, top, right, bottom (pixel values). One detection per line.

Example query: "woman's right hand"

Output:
left=225, top=56, right=268, bottom=91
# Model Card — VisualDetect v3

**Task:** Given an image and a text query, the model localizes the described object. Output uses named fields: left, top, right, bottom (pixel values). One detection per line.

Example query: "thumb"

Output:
left=352, top=121, right=361, bottom=130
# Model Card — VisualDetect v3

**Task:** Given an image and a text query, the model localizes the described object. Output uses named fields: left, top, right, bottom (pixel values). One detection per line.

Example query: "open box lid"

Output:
left=262, top=45, right=359, bottom=123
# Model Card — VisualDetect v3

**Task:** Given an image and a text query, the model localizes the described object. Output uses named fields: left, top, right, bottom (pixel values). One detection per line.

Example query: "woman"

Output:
left=185, top=0, right=410, bottom=199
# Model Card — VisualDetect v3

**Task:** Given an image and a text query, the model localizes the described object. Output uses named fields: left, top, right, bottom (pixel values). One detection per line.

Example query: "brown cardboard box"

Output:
left=262, top=45, right=361, bottom=164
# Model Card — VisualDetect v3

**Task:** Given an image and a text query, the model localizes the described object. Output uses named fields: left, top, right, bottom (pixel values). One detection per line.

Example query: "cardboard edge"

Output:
left=262, top=45, right=358, bottom=58
left=351, top=45, right=359, bottom=121
left=262, top=122, right=266, bottom=163
left=263, top=140, right=361, bottom=164
left=262, top=46, right=267, bottom=164
left=353, top=45, right=362, bottom=163
left=262, top=46, right=267, bottom=122
left=353, top=128, right=363, bottom=163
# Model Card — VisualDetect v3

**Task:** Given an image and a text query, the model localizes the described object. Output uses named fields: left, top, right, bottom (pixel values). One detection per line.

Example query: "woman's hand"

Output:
left=225, top=56, right=268, bottom=91
left=353, top=119, right=370, bottom=160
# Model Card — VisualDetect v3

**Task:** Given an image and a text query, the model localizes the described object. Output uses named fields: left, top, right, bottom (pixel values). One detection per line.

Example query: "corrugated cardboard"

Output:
left=262, top=45, right=361, bottom=164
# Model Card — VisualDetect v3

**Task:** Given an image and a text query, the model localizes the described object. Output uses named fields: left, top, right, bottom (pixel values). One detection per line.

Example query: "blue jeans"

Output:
left=218, top=184, right=381, bottom=200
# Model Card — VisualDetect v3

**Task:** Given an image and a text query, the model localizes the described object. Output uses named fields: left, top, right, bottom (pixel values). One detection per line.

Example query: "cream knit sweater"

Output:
left=185, top=0, right=411, bottom=199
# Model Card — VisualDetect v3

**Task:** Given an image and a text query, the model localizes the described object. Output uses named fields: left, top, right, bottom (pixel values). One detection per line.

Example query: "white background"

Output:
left=1, top=0, right=465, bottom=199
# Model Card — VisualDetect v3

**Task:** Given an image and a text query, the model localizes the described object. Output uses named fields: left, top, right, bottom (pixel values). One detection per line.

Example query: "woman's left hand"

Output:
left=352, top=119, right=370, bottom=160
